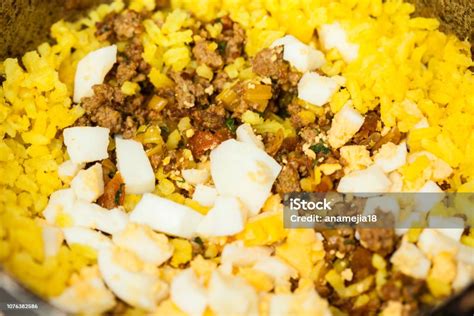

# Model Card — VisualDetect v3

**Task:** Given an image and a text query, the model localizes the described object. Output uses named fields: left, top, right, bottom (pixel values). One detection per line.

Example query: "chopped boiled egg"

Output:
left=395, top=212, right=424, bottom=236
left=71, top=163, right=104, bottom=203
left=364, top=196, right=400, bottom=218
left=297, top=72, right=341, bottom=107
left=57, top=160, right=85, bottom=183
left=98, top=246, right=168, bottom=311
left=63, top=127, right=110, bottom=164
left=115, top=137, right=155, bottom=194
left=339, top=145, right=372, bottom=172
left=208, top=270, right=258, bottom=316
left=69, top=201, right=128, bottom=234
left=43, top=189, right=76, bottom=225
left=327, top=103, right=365, bottom=148
left=253, top=256, right=298, bottom=285
left=113, top=223, right=173, bottom=266
left=428, top=216, right=465, bottom=241
left=269, top=289, right=331, bottom=316
left=452, top=261, right=474, bottom=292
left=415, top=181, right=444, bottom=213
left=270, top=35, right=325, bottom=72
left=417, top=229, right=459, bottom=258
left=192, top=184, right=218, bottom=207
left=318, top=22, right=359, bottom=62
left=374, top=142, right=407, bottom=173
left=197, top=196, right=247, bottom=237
left=41, top=224, right=64, bottom=257
left=337, top=165, right=391, bottom=193
left=408, top=151, right=453, bottom=181
left=182, top=168, right=210, bottom=185
left=236, top=123, right=264, bottom=150
left=50, top=266, right=115, bottom=314
left=210, top=139, right=281, bottom=216
left=171, top=269, right=208, bottom=316
left=130, top=193, right=203, bottom=239
left=220, top=241, right=272, bottom=268
left=390, top=240, right=431, bottom=279
left=73, top=45, right=117, bottom=103
left=62, top=227, right=112, bottom=252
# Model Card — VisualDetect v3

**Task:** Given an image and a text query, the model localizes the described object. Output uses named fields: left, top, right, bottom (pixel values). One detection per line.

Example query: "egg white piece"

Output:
left=395, top=212, right=424, bottom=236
left=182, top=168, right=210, bottom=185
left=253, top=256, right=298, bottom=285
left=318, top=22, right=359, bottom=62
left=57, top=160, right=85, bottom=183
left=98, top=246, right=168, bottom=311
left=63, top=126, right=110, bottom=164
left=452, top=261, right=474, bottom=292
left=417, top=229, right=459, bottom=258
left=62, top=227, right=112, bottom=252
left=269, top=290, right=331, bottom=316
left=327, top=103, right=365, bottom=149
left=297, top=72, right=340, bottom=107
left=73, top=45, right=117, bottom=103
left=415, top=180, right=444, bottom=213
left=197, top=196, right=246, bottom=237
left=337, top=165, right=391, bottom=193
left=50, top=266, right=115, bottom=314
left=208, top=270, right=258, bottom=316
left=364, top=196, right=400, bottom=218
left=390, top=240, right=431, bottom=279
left=171, top=269, right=208, bottom=316
left=210, top=139, right=281, bottom=216
left=41, top=224, right=64, bottom=257
left=70, top=201, right=128, bottom=234
left=236, top=123, right=264, bottom=150
left=270, top=35, right=325, bottom=72
left=113, top=223, right=173, bottom=266
left=130, top=193, right=203, bottom=239
left=71, top=163, right=104, bottom=203
left=428, top=216, right=465, bottom=241
left=115, top=137, right=155, bottom=194
left=374, top=142, right=407, bottom=173
left=43, top=188, right=76, bottom=225
left=192, top=184, right=218, bottom=207
left=221, top=241, right=272, bottom=268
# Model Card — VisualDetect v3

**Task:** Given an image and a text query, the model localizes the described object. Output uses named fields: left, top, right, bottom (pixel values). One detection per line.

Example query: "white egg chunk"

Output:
left=98, top=246, right=168, bottom=311
left=50, top=266, right=115, bottom=314
left=253, top=256, right=298, bottom=285
left=130, top=193, right=203, bottom=239
left=417, top=229, right=459, bottom=258
left=236, top=123, right=264, bottom=150
left=197, top=196, right=246, bottom=237
left=452, top=262, right=474, bottom=292
left=41, top=224, right=64, bottom=257
left=390, top=241, right=430, bottom=279
left=428, top=216, right=465, bottom=241
left=269, top=290, right=331, bottom=316
left=415, top=181, right=444, bottom=213
left=115, top=137, right=155, bottom=194
left=182, top=168, right=210, bottom=185
left=193, top=184, right=218, bottom=207
left=221, top=241, right=272, bottom=268
left=318, top=22, right=359, bottom=62
left=208, top=270, right=258, bottom=316
left=71, top=163, right=104, bottom=203
left=210, top=139, right=281, bottom=216
left=71, top=201, right=128, bottom=234
left=63, top=126, right=110, bottom=164
left=43, top=189, right=76, bottom=224
left=374, top=142, right=407, bottom=173
left=297, top=72, right=340, bottom=107
left=171, top=269, right=208, bottom=316
left=270, top=35, right=325, bottom=72
left=364, top=196, right=400, bottom=219
left=327, top=103, right=365, bottom=149
left=113, top=223, right=173, bottom=266
left=62, top=227, right=112, bottom=252
left=395, top=212, right=424, bottom=236
left=337, top=165, right=391, bottom=193
left=73, top=45, right=117, bottom=103
left=57, top=160, right=85, bottom=183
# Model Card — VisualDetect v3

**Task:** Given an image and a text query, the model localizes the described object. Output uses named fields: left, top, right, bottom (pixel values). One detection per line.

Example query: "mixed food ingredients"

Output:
left=0, top=0, right=473, bottom=315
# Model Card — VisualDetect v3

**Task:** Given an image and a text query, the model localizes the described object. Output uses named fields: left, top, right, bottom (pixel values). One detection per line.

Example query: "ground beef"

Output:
left=350, top=247, right=376, bottom=282
left=96, top=10, right=144, bottom=42
left=191, top=104, right=226, bottom=131
left=380, top=272, right=426, bottom=310
left=275, top=164, right=301, bottom=194
left=322, top=228, right=357, bottom=257
left=357, top=228, right=396, bottom=256
left=193, top=40, right=224, bottom=68
left=218, top=16, right=246, bottom=63
left=352, top=111, right=379, bottom=145
left=252, top=46, right=300, bottom=88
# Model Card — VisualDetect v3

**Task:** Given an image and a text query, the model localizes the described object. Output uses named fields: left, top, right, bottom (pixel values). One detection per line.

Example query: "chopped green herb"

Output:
left=310, top=141, right=330, bottom=155
left=114, top=183, right=125, bottom=205
left=193, top=236, right=204, bottom=247
left=217, top=41, right=227, bottom=54
left=225, top=117, right=237, bottom=133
